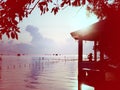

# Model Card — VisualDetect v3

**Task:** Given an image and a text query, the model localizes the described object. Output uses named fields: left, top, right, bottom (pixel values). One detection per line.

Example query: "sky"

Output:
left=0, top=5, right=98, bottom=55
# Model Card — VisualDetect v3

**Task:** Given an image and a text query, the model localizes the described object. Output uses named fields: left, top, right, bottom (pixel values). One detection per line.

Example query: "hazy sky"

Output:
left=0, top=5, right=98, bottom=55
left=18, top=6, right=98, bottom=43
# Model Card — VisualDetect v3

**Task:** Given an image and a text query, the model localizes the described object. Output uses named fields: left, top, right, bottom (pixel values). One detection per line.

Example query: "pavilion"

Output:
left=70, top=18, right=120, bottom=65
left=70, top=18, right=120, bottom=89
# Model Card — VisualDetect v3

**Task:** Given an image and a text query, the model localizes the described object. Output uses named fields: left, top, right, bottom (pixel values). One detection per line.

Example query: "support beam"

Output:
left=99, top=42, right=104, bottom=61
left=78, top=39, right=83, bottom=90
left=78, top=39, right=83, bottom=62
left=94, top=41, right=97, bottom=61
left=100, top=51, right=104, bottom=61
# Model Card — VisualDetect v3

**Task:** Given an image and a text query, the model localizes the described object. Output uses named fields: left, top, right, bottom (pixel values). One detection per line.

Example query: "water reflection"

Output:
left=0, top=55, right=96, bottom=90
left=0, top=55, right=80, bottom=90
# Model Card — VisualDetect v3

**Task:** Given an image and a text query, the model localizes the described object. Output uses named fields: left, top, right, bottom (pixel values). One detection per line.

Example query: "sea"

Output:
left=0, top=55, right=94, bottom=90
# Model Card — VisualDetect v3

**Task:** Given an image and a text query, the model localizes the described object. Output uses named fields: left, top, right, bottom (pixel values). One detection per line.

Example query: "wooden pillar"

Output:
left=100, top=51, right=104, bottom=62
left=78, top=39, right=83, bottom=62
left=78, top=39, right=83, bottom=75
left=99, top=42, right=104, bottom=61
left=94, top=41, right=97, bottom=62
left=78, top=39, right=83, bottom=90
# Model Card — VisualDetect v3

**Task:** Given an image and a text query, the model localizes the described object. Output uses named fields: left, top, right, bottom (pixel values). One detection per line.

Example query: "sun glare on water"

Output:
left=72, top=80, right=94, bottom=90
left=81, top=84, right=94, bottom=90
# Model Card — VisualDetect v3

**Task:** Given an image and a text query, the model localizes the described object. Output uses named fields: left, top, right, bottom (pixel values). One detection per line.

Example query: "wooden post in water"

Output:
left=78, top=39, right=83, bottom=90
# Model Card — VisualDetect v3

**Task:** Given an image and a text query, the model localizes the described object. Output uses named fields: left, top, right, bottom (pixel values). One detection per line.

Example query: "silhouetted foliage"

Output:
left=0, top=0, right=120, bottom=39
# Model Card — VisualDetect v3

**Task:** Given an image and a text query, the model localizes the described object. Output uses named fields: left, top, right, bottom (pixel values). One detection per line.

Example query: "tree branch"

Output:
left=29, top=0, right=40, bottom=14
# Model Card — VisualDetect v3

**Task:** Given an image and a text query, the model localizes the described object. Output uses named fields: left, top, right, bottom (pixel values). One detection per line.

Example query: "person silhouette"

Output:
left=88, top=53, right=93, bottom=62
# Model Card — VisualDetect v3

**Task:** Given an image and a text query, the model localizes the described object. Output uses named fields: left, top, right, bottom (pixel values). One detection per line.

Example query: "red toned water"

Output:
left=0, top=55, right=94, bottom=90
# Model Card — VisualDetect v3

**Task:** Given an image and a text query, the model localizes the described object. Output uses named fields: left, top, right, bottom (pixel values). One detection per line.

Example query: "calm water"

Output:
left=0, top=55, right=94, bottom=90
left=0, top=56, right=77, bottom=90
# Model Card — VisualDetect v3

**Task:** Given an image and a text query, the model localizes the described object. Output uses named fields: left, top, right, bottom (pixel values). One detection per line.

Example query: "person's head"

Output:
left=90, top=53, right=92, bottom=55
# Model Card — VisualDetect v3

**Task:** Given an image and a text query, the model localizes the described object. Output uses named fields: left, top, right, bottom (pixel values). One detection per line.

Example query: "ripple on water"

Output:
left=0, top=56, right=78, bottom=90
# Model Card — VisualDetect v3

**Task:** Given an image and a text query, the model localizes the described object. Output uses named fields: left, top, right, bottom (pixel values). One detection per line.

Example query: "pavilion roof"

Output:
left=70, top=20, right=107, bottom=41
left=70, top=18, right=120, bottom=64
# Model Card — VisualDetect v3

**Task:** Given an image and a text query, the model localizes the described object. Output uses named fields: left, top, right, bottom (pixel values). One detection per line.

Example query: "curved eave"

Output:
left=70, top=20, right=105, bottom=41
left=70, top=31, right=83, bottom=40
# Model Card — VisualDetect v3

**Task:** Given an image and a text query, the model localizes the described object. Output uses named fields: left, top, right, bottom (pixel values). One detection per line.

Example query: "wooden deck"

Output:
left=79, top=61, right=107, bottom=69
left=78, top=61, right=120, bottom=90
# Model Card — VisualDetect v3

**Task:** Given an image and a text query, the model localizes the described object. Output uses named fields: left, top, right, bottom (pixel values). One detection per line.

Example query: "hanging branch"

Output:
left=29, top=0, right=40, bottom=14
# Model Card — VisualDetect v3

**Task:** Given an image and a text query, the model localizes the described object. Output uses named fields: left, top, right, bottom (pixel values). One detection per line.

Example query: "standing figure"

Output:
left=88, top=53, right=93, bottom=62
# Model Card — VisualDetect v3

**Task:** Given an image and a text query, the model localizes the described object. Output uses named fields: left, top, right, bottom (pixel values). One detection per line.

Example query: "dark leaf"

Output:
left=46, top=7, right=49, bottom=12
left=38, top=1, right=49, bottom=14
left=39, top=1, right=48, bottom=6
left=6, top=32, right=10, bottom=39
left=51, top=7, right=54, bottom=13
left=87, top=5, right=91, bottom=11
left=39, top=5, right=44, bottom=12
left=82, top=0, right=86, bottom=5
left=68, top=0, right=71, bottom=6
left=16, top=29, right=20, bottom=33
left=61, top=0, right=71, bottom=7
left=87, top=0, right=92, bottom=3
left=47, top=0, right=52, bottom=3
left=12, top=19, right=18, bottom=25
left=19, top=15, right=23, bottom=21
left=31, top=0, right=35, bottom=3
left=72, top=0, right=80, bottom=6
left=2, top=29, right=6, bottom=34
left=51, top=7, right=59, bottom=15
left=11, top=32, right=15, bottom=39
left=26, top=12, right=29, bottom=17
left=0, top=33, right=2, bottom=40
left=61, top=2, right=65, bottom=7
left=14, top=32, right=18, bottom=40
